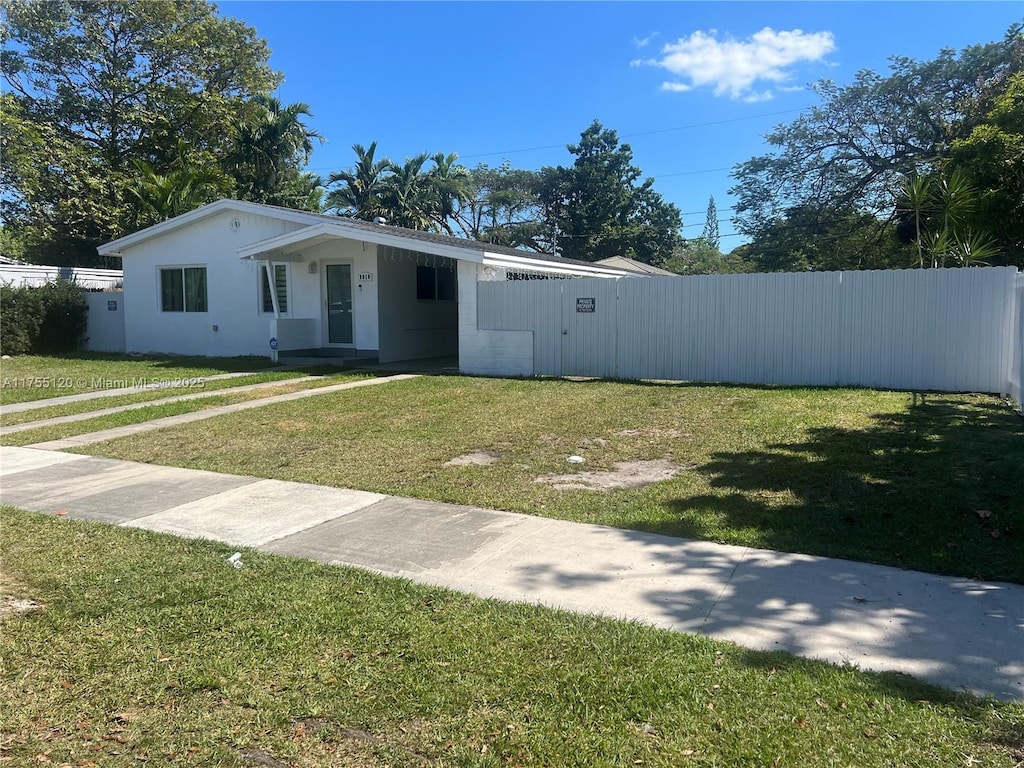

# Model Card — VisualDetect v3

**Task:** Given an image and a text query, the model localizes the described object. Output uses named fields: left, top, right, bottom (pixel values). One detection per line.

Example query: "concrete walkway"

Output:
left=2, top=444, right=1021, bottom=701
left=3, top=369, right=276, bottom=414
left=20, top=374, right=418, bottom=450
left=0, top=374, right=331, bottom=435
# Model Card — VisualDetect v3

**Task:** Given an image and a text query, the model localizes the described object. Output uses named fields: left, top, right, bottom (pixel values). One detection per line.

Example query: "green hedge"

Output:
left=1, top=280, right=88, bottom=355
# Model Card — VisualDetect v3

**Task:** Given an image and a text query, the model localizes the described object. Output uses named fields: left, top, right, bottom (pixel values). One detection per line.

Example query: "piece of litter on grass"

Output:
left=567, top=455, right=585, bottom=464
left=227, top=552, right=243, bottom=569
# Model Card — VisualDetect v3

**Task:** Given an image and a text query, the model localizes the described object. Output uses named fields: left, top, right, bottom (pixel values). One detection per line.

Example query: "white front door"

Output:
left=323, top=263, right=354, bottom=346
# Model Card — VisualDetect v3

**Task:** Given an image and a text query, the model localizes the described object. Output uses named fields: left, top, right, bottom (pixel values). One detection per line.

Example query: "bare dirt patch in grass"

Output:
left=0, top=572, right=42, bottom=618
left=536, top=458, right=685, bottom=490
left=0, top=596, right=41, bottom=617
left=444, top=451, right=502, bottom=467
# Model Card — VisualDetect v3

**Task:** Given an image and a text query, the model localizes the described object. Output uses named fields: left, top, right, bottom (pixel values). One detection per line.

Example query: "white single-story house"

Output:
left=97, top=199, right=631, bottom=370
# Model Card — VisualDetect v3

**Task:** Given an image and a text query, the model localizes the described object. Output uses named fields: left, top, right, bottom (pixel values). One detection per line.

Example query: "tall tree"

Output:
left=895, top=169, right=1001, bottom=267
left=226, top=94, right=324, bottom=209
left=125, top=140, right=231, bottom=228
left=325, top=142, right=392, bottom=220
left=1, top=0, right=280, bottom=265
left=537, top=121, right=683, bottom=264
left=947, top=71, right=1024, bottom=262
left=738, top=206, right=909, bottom=273
left=730, top=25, right=1022, bottom=269
left=427, top=152, right=471, bottom=236
left=701, top=196, right=720, bottom=250
left=379, top=154, right=434, bottom=231
left=326, top=147, right=471, bottom=235
left=455, top=163, right=546, bottom=249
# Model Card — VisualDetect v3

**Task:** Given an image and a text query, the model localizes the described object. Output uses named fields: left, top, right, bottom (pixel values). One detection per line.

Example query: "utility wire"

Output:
left=304, top=108, right=802, bottom=174
left=458, top=108, right=803, bottom=159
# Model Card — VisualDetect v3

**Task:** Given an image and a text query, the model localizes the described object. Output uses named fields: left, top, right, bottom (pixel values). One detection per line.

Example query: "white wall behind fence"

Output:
left=1, top=264, right=123, bottom=290
left=475, top=267, right=1021, bottom=395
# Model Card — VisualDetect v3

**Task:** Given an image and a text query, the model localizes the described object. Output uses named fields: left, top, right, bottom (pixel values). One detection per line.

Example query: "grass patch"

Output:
left=81, top=376, right=1024, bottom=583
left=1, top=373, right=368, bottom=447
left=0, top=352, right=278, bottom=404
left=2, top=508, right=1020, bottom=767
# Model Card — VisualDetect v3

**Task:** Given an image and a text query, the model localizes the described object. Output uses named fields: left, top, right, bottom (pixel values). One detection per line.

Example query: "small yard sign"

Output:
left=576, top=297, right=596, bottom=313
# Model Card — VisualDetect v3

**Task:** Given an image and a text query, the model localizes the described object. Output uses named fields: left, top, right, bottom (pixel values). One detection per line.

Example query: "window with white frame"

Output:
left=261, top=264, right=288, bottom=313
left=160, top=266, right=207, bottom=312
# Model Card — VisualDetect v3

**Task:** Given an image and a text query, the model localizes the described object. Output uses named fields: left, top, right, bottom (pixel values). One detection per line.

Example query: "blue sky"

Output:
left=222, top=1, right=1022, bottom=249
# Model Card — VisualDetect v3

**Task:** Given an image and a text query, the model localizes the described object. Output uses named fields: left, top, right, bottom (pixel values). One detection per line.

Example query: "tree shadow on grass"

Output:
left=648, top=395, right=1024, bottom=583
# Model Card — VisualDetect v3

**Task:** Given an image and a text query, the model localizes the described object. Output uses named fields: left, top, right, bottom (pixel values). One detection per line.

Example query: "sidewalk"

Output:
left=2, top=444, right=1021, bottom=701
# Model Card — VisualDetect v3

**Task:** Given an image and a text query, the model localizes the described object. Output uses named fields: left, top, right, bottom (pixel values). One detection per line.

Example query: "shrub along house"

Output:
left=97, top=199, right=629, bottom=370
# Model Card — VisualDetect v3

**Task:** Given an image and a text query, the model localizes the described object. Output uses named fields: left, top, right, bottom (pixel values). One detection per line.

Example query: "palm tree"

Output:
left=898, top=169, right=1000, bottom=267
left=126, top=140, right=230, bottom=229
left=325, top=142, right=391, bottom=219
left=227, top=95, right=323, bottom=206
left=380, top=154, right=434, bottom=230
left=427, top=152, right=471, bottom=235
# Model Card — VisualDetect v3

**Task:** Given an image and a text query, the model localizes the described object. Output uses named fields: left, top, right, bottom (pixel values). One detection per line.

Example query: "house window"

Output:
left=416, top=264, right=456, bottom=301
left=160, top=266, right=207, bottom=312
left=261, top=264, right=288, bottom=313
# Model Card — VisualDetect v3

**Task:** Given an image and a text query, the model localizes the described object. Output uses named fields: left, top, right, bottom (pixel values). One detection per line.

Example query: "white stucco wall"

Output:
left=457, top=262, right=533, bottom=376
left=120, top=209, right=308, bottom=357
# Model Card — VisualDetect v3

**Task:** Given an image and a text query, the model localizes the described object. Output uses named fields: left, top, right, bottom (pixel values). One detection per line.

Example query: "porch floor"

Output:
left=356, top=355, right=461, bottom=375
left=278, top=348, right=378, bottom=368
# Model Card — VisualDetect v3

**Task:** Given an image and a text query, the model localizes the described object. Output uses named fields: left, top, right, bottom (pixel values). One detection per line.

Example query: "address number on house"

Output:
left=576, top=298, right=596, bottom=313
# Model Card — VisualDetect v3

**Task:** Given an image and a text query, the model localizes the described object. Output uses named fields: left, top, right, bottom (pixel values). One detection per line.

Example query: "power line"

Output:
left=304, top=108, right=802, bottom=173
left=458, top=108, right=803, bottom=160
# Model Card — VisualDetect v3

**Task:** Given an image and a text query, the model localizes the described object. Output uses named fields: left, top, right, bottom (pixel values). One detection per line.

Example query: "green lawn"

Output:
left=2, top=508, right=1020, bottom=768
left=0, top=353, right=279, bottom=404
left=77, top=375, right=1024, bottom=583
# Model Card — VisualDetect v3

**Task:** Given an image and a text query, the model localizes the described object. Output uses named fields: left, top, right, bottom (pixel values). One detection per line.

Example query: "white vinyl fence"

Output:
left=83, top=291, right=125, bottom=353
left=1009, top=273, right=1024, bottom=407
left=473, top=266, right=1022, bottom=397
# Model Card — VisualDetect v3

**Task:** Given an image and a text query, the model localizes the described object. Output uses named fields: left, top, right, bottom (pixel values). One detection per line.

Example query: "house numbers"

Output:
left=576, top=297, right=596, bottom=313
left=358, top=272, right=373, bottom=281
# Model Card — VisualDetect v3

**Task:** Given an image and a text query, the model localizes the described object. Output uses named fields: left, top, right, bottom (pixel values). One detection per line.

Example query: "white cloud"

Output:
left=632, top=32, right=660, bottom=48
left=636, top=27, right=835, bottom=100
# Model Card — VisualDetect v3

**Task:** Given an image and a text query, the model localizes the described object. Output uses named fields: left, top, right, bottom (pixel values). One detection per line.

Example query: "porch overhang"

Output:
left=481, top=252, right=627, bottom=278
left=237, top=222, right=482, bottom=263
left=236, top=220, right=633, bottom=279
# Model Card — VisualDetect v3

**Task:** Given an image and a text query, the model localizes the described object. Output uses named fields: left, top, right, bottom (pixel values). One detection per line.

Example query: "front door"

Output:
left=324, top=263, right=354, bottom=345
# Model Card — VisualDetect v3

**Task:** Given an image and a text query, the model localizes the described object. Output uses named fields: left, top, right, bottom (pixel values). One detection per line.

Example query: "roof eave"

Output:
left=97, top=200, right=322, bottom=256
